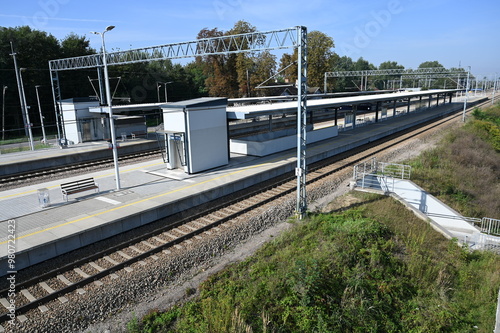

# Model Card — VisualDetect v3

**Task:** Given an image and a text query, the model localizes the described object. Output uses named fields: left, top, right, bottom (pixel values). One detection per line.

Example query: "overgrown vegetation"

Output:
left=127, top=194, right=499, bottom=332
left=126, top=104, right=500, bottom=332
left=408, top=104, right=500, bottom=218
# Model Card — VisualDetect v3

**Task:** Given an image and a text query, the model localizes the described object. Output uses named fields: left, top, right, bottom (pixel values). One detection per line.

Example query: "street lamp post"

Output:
left=35, top=85, right=47, bottom=144
left=164, top=81, right=172, bottom=102
left=157, top=81, right=173, bottom=102
left=91, top=25, right=121, bottom=191
left=2, top=85, right=6, bottom=141
left=156, top=82, right=161, bottom=103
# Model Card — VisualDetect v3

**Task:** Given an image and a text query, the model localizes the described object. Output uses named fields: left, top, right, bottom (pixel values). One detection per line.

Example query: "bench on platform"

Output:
left=131, top=131, right=148, bottom=139
left=61, top=178, right=99, bottom=202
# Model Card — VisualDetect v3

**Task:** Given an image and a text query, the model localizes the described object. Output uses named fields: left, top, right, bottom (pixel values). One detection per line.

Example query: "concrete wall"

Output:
left=230, top=125, right=338, bottom=156
left=187, top=107, right=228, bottom=173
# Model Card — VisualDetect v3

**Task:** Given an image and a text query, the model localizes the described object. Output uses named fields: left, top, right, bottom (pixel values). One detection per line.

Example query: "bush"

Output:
left=128, top=198, right=500, bottom=332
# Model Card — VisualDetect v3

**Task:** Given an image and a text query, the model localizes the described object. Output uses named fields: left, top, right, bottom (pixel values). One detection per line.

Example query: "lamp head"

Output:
left=105, top=25, right=115, bottom=32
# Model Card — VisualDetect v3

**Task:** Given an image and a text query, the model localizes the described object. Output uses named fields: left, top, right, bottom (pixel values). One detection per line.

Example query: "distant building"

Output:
left=60, top=97, right=147, bottom=144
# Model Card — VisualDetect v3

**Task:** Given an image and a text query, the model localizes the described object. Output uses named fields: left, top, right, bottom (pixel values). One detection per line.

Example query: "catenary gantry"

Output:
left=324, top=68, right=473, bottom=92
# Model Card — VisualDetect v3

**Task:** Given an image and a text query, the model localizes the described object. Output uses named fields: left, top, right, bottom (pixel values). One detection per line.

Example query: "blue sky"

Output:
left=1, top=0, right=499, bottom=79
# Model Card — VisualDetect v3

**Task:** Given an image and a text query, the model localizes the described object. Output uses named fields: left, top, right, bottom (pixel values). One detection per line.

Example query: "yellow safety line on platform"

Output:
left=0, top=161, right=164, bottom=200
left=0, top=160, right=274, bottom=245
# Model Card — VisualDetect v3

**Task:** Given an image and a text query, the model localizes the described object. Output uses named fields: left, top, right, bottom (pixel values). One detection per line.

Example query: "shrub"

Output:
left=128, top=198, right=500, bottom=332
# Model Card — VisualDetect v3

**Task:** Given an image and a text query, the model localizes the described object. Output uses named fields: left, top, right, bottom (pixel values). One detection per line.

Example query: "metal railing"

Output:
left=353, top=159, right=411, bottom=192
left=479, top=217, right=500, bottom=236
left=379, top=162, right=411, bottom=179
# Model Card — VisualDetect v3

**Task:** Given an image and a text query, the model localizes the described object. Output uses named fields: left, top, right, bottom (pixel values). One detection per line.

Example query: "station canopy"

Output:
left=226, top=89, right=459, bottom=120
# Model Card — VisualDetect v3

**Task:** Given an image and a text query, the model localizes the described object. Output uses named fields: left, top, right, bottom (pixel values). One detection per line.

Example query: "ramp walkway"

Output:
left=354, top=167, right=500, bottom=251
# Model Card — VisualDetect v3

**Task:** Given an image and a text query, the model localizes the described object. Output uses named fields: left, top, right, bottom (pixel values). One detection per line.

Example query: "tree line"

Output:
left=0, top=21, right=459, bottom=139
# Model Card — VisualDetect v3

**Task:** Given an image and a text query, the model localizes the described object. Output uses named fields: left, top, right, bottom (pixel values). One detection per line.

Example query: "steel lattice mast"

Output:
left=296, top=27, right=307, bottom=219
left=48, top=26, right=310, bottom=218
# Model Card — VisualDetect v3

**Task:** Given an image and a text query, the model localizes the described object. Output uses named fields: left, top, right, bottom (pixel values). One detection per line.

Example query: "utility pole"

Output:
left=10, top=42, right=34, bottom=150
left=19, top=68, right=34, bottom=150
left=35, top=85, right=47, bottom=144
left=493, top=73, right=497, bottom=106
left=2, top=85, right=7, bottom=141
left=462, top=66, right=470, bottom=122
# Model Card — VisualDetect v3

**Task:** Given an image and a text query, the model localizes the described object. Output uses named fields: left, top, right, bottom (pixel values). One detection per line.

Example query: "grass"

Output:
left=127, top=194, right=500, bottom=332
left=407, top=104, right=500, bottom=218
left=0, top=143, right=52, bottom=154
left=126, top=104, right=500, bottom=332
left=0, top=137, right=31, bottom=145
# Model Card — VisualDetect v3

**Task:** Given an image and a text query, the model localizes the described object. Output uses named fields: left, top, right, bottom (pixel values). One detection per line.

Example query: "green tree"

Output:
left=418, top=61, right=446, bottom=89
left=185, top=61, right=208, bottom=96
left=376, top=61, right=405, bottom=90
left=251, top=51, right=277, bottom=97
left=418, top=60, right=444, bottom=68
left=327, top=54, right=355, bottom=92
left=228, top=20, right=258, bottom=97
left=278, top=52, right=298, bottom=85
left=0, top=26, right=61, bottom=138
left=279, top=30, right=335, bottom=90
left=60, top=33, right=94, bottom=57
left=59, top=33, right=96, bottom=100
left=307, top=30, right=335, bottom=88
left=195, top=20, right=268, bottom=98
left=353, top=57, right=375, bottom=71
left=353, top=57, right=376, bottom=90
left=196, top=26, right=237, bottom=97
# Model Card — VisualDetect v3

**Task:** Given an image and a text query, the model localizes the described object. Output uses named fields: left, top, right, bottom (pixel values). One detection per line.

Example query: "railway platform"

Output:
left=0, top=137, right=158, bottom=177
left=0, top=97, right=487, bottom=275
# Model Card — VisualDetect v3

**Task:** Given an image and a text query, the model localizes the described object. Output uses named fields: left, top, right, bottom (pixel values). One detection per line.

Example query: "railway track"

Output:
left=0, top=148, right=162, bottom=189
left=0, top=97, right=493, bottom=329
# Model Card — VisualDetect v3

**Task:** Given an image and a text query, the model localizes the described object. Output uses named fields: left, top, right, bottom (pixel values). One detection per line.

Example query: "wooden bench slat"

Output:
left=60, top=177, right=99, bottom=201
left=61, top=182, right=96, bottom=190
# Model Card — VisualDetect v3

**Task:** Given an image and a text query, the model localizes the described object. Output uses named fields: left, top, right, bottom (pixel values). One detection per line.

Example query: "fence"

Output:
left=480, top=217, right=500, bottom=236
left=353, top=158, right=411, bottom=193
